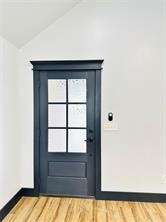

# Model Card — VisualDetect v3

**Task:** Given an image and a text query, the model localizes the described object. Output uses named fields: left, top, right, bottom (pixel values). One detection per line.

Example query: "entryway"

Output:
left=31, top=60, right=103, bottom=197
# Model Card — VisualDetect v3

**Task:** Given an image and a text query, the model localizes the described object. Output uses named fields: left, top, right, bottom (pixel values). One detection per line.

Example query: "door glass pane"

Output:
left=68, top=129, right=86, bottom=153
left=68, top=79, right=86, bottom=102
left=48, top=129, right=66, bottom=152
left=48, top=79, right=66, bottom=102
left=68, top=105, right=86, bottom=127
left=48, top=104, right=66, bottom=127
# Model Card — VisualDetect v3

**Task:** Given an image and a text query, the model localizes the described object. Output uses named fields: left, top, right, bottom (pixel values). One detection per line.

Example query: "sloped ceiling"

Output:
left=0, top=0, right=81, bottom=48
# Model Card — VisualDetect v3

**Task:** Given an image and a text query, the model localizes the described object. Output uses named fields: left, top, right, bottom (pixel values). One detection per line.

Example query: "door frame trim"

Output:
left=31, top=60, right=104, bottom=197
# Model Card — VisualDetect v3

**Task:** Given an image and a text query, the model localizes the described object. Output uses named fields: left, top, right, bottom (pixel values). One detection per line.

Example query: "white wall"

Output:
left=19, top=0, right=166, bottom=193
left=0, top=36, right=21, bottom=209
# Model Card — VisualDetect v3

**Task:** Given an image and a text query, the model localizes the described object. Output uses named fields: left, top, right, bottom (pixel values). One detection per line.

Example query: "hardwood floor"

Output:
left=3, top=196, right=166, bottom=222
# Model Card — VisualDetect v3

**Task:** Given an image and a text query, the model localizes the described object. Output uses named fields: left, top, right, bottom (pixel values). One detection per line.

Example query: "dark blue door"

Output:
left=39, top=70, right=95, bottom=196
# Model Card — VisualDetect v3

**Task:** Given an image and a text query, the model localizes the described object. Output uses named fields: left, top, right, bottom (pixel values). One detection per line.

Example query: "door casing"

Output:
left=31, top=60, right=103, bottom=198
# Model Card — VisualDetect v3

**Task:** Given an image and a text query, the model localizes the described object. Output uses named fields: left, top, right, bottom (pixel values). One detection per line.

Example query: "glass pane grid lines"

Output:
left=48, top=78, right=87, bottom=153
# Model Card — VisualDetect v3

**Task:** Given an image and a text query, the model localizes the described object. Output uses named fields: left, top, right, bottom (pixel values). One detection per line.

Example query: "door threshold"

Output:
left=40, top=193, right=95, bottom=199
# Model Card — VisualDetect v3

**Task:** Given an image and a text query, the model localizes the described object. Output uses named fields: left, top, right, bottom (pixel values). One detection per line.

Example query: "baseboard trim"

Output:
left=96, top=191, right=166, bottom=203
left=21, top=188, right=39, bottom=197
left=0, top=189, right=22, bottom=221
left=0, top=188, right=39, bottom=221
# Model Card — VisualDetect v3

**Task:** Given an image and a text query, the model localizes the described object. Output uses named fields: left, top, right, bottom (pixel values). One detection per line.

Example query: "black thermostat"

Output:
left=108, top=112, right=113, bottom=121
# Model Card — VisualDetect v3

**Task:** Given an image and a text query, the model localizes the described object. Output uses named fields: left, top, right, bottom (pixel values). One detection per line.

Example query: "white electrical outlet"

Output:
left=161, top=175, right=166, bottom=184
left=104, top=122, right=118, bottom=131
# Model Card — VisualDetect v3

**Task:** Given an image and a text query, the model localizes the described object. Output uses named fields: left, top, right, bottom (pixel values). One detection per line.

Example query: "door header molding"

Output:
left=30, top=60, right=104, bottom=71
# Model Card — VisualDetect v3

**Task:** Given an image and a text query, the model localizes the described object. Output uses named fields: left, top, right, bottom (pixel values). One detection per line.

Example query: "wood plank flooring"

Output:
left=3, top=196, right=166, bottom=222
